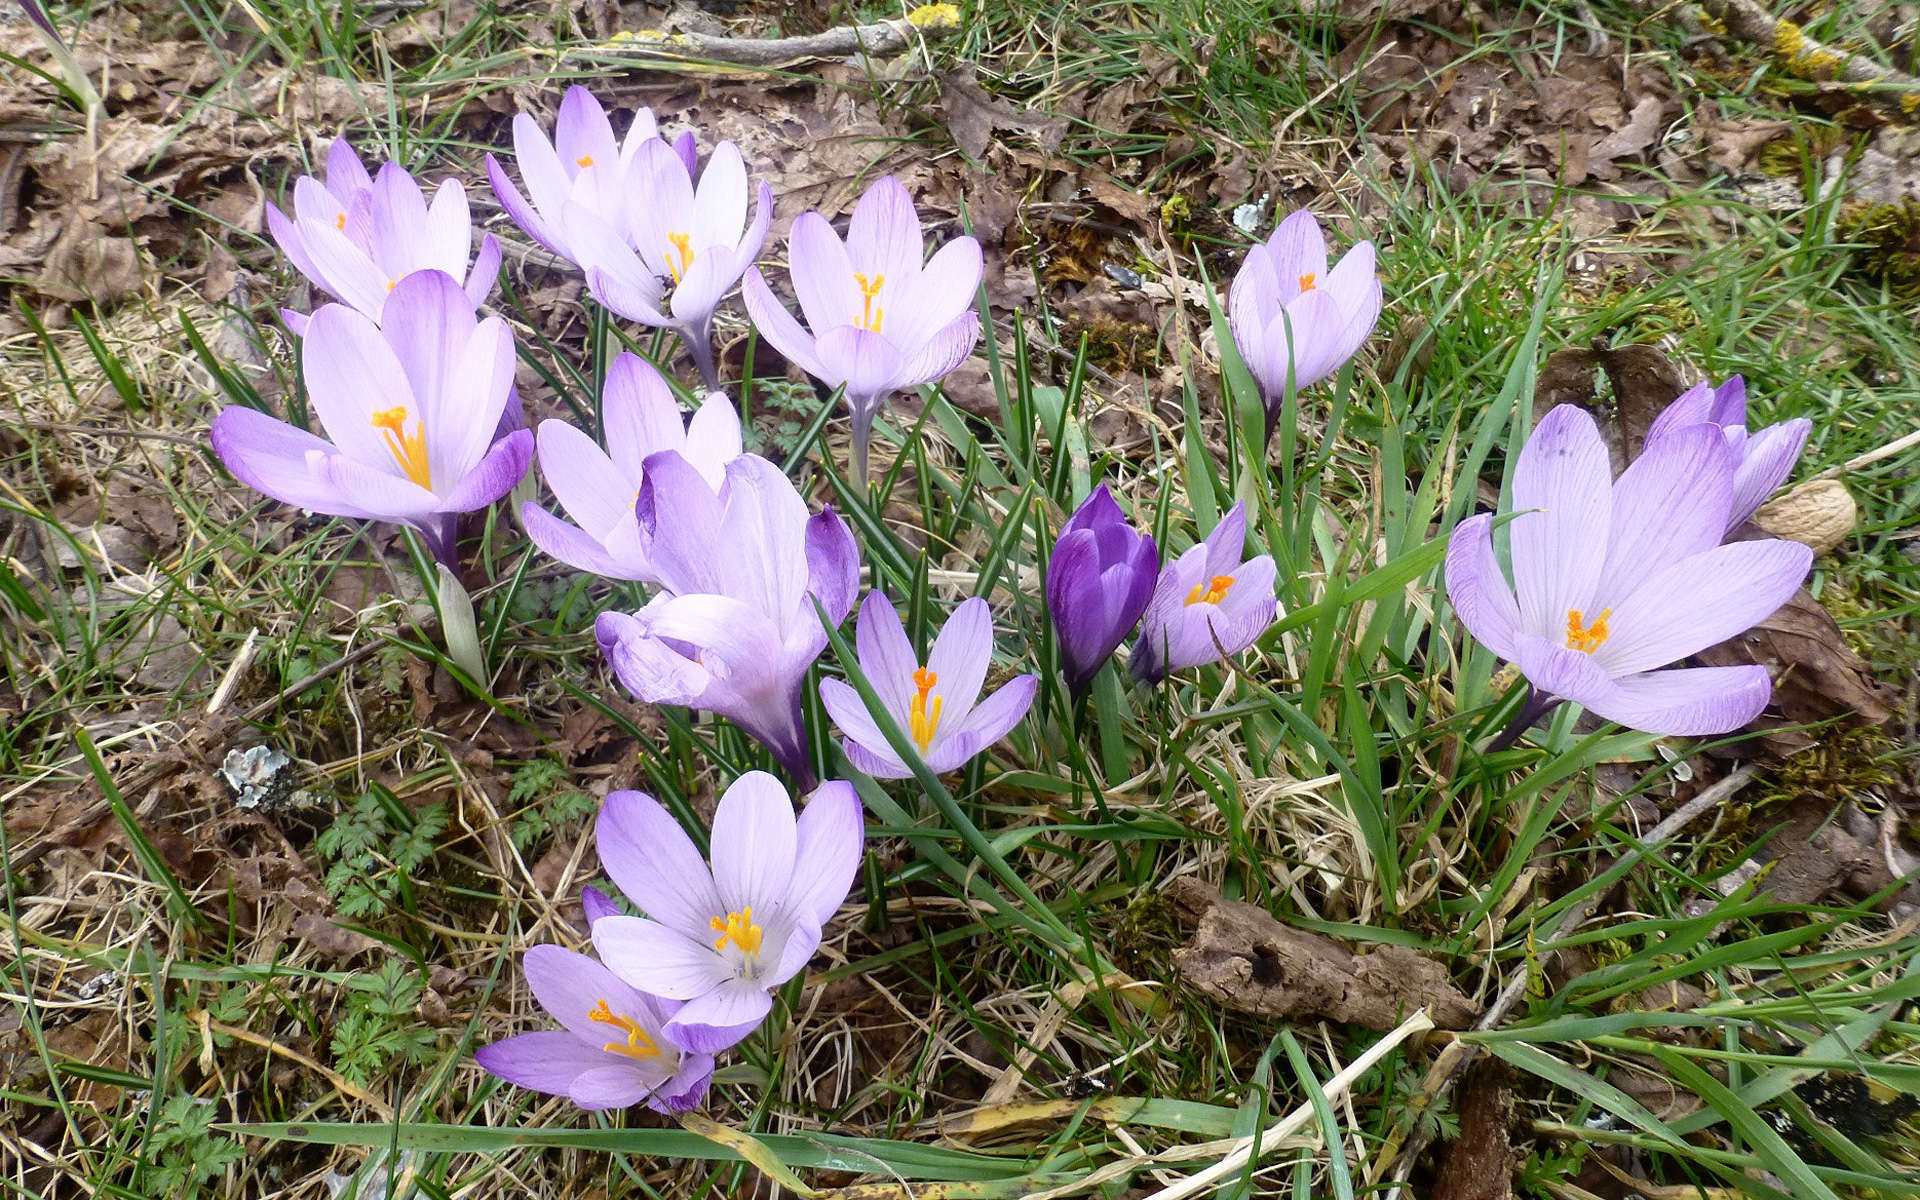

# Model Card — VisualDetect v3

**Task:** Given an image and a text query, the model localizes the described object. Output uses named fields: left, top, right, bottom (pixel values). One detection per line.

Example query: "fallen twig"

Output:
left=566, top=6, right=959, bottom=71
left=1692, top=0, right=1920, bottom=118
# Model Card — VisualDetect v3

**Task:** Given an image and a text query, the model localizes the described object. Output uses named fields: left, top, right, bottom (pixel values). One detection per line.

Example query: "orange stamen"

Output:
left=854, top=273, right=887, bottom=333
left=1565, top=608, right=1612, bottom=655
left=709, top=906, right=763, bottom=954
left=334, top=211, right=347, bottom=231
left=909, top=666, right=943, bottom=751
left=1184, top=575, right=1235, bottom=607
left=666, top=232, right=694, bottom=284
left=587, top=999, right=662, bottom=1060
left=369, top=405, right=432, bottom=489
left=1298, top=272, right=1317, bottom=292
left=576, top=154, right=595, bottom=168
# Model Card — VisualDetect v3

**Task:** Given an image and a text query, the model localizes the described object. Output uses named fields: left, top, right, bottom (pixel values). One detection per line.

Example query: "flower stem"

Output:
left=1484, top=684, right=1562, bottom=753
left=681, top=320, right=722, bottom=393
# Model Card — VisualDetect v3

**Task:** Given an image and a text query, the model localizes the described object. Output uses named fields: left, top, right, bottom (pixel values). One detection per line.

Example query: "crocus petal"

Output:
left=537, top=418, right=637, bottom=541
left=295, top=219, right=390, bottom=316
left=1596, top=423, right=1733, bottom=602
left=692, top=140, right=749, bottom=255
left=885, top=236, right=983, bottom=349
left=554, top=85, right=619, bottom=172
left=521, top=944, right=657, bottom=1043
left=1264, top=209, right=1328, bottom=298
left=815, top=325, right=906, bottom=403
left=581, top=884, right=622, bottom=923
left=512, top=110, right=576, bottom=233
left=1584, top=664, right=1774, bottom=736
left=818, top=677, right=909, bottom=777
left=843, top=738, right=913, bottom=780
left=474, top=1031, right=609, bottom=1094
left=653, top=1053, right=716, bottom=1113
left=919, top=729, right=986, bottom=774
left=743, top=267, right=830, bottom=381
left=302, top=303, right=418, bottom=466
left=601, top=353, right=687, bottom=479
left=951, top=673, right=1038, bottom=750
left=1644, top=381, right=1718, bottom=445
left=325, top=137, right=374, bottom=200
left=789, top=211, right=862, bottom=331
left=1728, top=418, right=1811, bottom=530
left=664, top=981, right=774, bottom=1054
left=435, top=428, right=533, bottom=513
left=925, top=596, right=995, bottom=726
left=422, top=180, right=474, bottom=276
left=315, top=452, right=443, bottom=520
left=805, top=507, right=861, bottom=624
left=854, top=591, right=918, bottom=716
left=266, top=202, right=327, bottom=291
left=636, top=450, right=729, bottom=596
left=684, top=392, right=745, bottom=486
left=1592, top=539, right=1812, bottom=677
left=627, top=138, right=697, bottom=279
left=709, top=771, right=799, bottom=916
left=569, top=1065, right=666, bottom=1111
left=376, top=270, right=476, bottom=456
left=1227, top=242, right=1282, bottom=363
left=787, top=780, right=865, bottom=930
left=210, top=406, right=371, bottom=519
left=896, top=311, right=981, bottom=390
left=1511, top=632, right=1616, bottom=710
left=1509, top=405, right=1612, bottom=636
left=486, top=152, right=567, bottom=259
left=593, top=915, right=733, bottom=1000
left=595, top=790, right=724, bottom=937
left=464, top=233, right=502, bottom=306
left=523, top=504, right=637, bottom=578
left=1445, top=513, right=1522, bottom=661
left=846, top=175, right=924, bottom=281
left=1202, top=504, right=1248, bottom=577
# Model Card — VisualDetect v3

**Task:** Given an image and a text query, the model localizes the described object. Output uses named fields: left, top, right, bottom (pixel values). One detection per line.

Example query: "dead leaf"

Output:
left=1695, top=587, right=1895, bottom=742
left=1168, top=880, right=1478, bottom=1030
left=939, top=68, right=1067, bottom=161
left=1532, top=343, right=1692, bottom=474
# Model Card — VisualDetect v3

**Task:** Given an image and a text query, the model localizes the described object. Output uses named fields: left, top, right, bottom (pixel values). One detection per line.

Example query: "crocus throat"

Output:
left=588, top=999, right=662, bottom=1061
left=909, top=666, right=942, bottom=752
left=854, top=273, right=886, bottom=334
left=369, top=406, right=432, bottom=488
left=1184, top=575, right=1235, bottom=607
left=711, top=906, right=763, bottom=955
left=1565, top=608, right=1612, bottom=655
left=1298, top=272, right=1317, bottom=292
left=666, top=232, right=694, bottom=284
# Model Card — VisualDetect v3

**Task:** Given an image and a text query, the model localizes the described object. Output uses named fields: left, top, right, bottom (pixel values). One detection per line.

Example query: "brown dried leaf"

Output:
left=1532, top=343, right=1690, bottom=474
left=938, top=69, right=1066, bottom=161
left=1696, top=587, right=1895, bottom=734
left=1168, top=880, right=1478, bottom=1030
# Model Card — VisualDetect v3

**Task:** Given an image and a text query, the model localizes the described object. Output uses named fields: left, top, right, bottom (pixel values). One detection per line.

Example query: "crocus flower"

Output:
left=485, top=86, right=696, bottom=265
left=1130, top=504, right=1278, bottom=684
left=209, top=271, right=532, bottom=566
left=1226, top=208, right=1382, bottom=442
left=1446, top=404, right=1814, bottom=738
left=819, top=593, right=1037, bottom=779
left=594, top=453, right=859, bottom=788
left=560, top=138, right=772, bottom=390
left=742, top=175, right=981, bottom=485
left=1642, top=375, right=1811, bottom=533
left=1045, top=485, right=1160, bottom=696
left=267, top=138, right=500, bottom=334
left=474, top=944, right=714, bottom=1113
left=592, top=774, right=865, bottom=1053
left=522, top=352, right=743, bottom=581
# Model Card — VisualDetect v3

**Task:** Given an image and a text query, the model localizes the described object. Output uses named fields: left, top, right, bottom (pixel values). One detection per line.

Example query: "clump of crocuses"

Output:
left=819, top=593, right=1037, bottom=779
left=1227, top=208, right=1381, bottom=443
left=1046, top=486, right=1160, bottom=697
left=744, top=174, right=982, bottom=485
left=1447, top=404, right=1812, bottom=739
left=1131, top=503, right=1278, bottom=684
left=210, top=270, right=531, bottom=567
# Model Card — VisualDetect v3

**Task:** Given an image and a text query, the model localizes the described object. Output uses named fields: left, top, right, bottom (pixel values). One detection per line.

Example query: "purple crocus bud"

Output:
left=209, top=271, right=533, bottom=566
left=593, top=453, right=859, bottom=788
left=1226, top=209, right=1382, bottom=444
left=561, top=138, right=773, bottom=391
left=1447, top=404, right=1814, bottom=737
left=1045, top=486, right=1160, bottom=696
left=1129, top=504, right=1278, bottom=684
left=522, top=353, right=743, bottom=581
left=268, top=138, right=501, bottom=331
left=1642, top=375, right=1811, bottom=533
left=742, top=176, right=981, bottom=486
left=580, top=884, right=623, bottom=924
left=819, top=593, right=1037, bottom=779
left=474, top=944, right=714, bottom=1112
left=592, top=774, right=865, bottom=1053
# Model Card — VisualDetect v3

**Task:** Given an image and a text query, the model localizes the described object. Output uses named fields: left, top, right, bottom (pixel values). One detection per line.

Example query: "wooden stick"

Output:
left=566, top=7, right=958, bottom=71
left=1693, top=0, right=1920, bottom=117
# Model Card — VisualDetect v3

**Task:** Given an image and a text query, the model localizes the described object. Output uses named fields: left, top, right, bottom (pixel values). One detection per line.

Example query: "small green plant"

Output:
left=315, top=786, right=447, bottom=919
left=329, top=960, right=441, bottom=1086
left=141, top=1092, right=247, bottom=1194
left=506, top=758, right=596, bottom=852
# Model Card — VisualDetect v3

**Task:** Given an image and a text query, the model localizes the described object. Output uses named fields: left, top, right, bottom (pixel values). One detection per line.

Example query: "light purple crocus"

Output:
left=1129, top=503, right=1278, bottom=684
left=1227, top=208, right=1382, bottom=443
left=819, top=593, right=1038, bottom=779
left=474, top=944, right=714, bottom=1113
left=1046, top=486, right=1160, bottom=696
left=594, top=453, right=859, bottom=788
left=1643, top=375, right=1811, bottom=533
left=522, top=352, right=743, bottom=581
left=209, top=270, right=533, bottom=566
left=559, top=137, right=772, bottom=391
left=485, top=86, right=696, bottom=265
left=742, top=175, right=982, bottom=485
left=592, top=774, right=865, bottom=1053
left=1447, top=404, right=1814, bottom=739
left=267, top=138, right=500, bottom=334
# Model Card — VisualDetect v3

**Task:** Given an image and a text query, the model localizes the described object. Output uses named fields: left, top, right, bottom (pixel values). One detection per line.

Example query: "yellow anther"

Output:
left=666, top=231, right=694, bottom=284
left=385, top=280, right=396, bottom=292
left=369, top=405, right=432, bottom=489
left=1184, top=575, right=1235, bottom=607
left=1298, top=272, right=1317, bottom=292
left=588, top=999, right=662, bottom=1060
left=909, top=666, right=943, bottom=752
left=334, top=212, right=347, bottom=231
left=576, top=154, right=595, bottom=168
left=854, top=272, right=886, bottom=333
left=1565, top=608, right=1612, bottom=655
left=710, top=906, right=763, bottom=954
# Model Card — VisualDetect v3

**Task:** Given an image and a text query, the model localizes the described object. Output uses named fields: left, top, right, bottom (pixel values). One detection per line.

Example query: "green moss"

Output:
left=1837, top=202, right=1920, bottom=300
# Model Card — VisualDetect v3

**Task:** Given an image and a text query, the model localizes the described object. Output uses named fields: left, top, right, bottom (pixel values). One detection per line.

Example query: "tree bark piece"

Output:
left=1694, top=0, right=1920, bottom=119
left=1167, top=880, right=1479, bottom=1031
left=573, top=10, right=958, bottom=70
